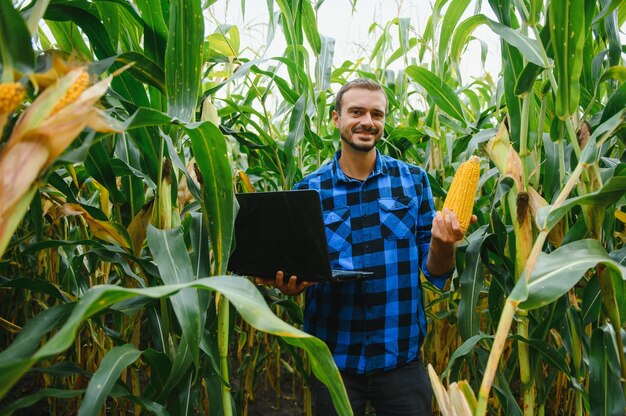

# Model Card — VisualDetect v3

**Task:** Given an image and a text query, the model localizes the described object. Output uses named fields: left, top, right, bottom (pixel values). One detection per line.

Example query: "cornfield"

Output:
left=0, top=0, right=625, bottom=415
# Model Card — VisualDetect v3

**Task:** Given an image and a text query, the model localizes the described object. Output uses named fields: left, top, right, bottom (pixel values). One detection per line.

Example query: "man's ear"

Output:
left=332, top=110, right=340, bottom=128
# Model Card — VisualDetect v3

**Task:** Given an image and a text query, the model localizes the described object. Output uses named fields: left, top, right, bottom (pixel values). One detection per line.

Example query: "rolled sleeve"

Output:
left=421, top=257, right=452, bottom=290
left=416, top=171, right=452, bottom=290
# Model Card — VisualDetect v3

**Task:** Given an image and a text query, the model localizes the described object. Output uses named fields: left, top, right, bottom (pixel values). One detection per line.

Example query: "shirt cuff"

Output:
left=421, top=264, right=453, bottom=290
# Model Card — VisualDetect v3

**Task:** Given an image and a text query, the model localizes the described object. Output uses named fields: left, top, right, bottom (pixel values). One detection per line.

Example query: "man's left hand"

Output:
left=431, top=208, right=478, bottom=245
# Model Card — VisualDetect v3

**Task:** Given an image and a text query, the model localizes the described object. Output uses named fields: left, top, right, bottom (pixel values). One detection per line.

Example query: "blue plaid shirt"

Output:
left=294, top=150, right=449, bottom=374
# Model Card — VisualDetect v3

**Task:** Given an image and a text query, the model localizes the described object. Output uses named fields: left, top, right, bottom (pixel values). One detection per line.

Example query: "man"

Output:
left=257, top=78, right=471, bottom=415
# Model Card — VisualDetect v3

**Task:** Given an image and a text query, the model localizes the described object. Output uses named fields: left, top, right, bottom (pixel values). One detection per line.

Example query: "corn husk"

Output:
left=0, top=67, right=120, bottom=258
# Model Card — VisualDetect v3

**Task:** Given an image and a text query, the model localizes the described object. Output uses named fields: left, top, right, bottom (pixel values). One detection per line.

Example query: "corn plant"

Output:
left=419, top=1, right=626, bottom=415
left=0, top=0, right=351, bottom=415
left=1, top=0, right=625, bottom=414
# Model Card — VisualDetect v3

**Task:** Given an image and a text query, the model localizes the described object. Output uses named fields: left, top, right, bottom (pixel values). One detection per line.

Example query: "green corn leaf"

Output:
left=84, top=141, right=128, bottom=204
left=0, top=373, right=167, bottom=416
left=0, top=305, right=70, bottom=363
left=514, top=23, right=552, bottom=96
left=450, top=15, right=484, bottom=67
left=602, top=0, right=621, bottom=66
left=301, top=0, right=321, bottom=55
left=45, top=3, right=115, bottom=57
left=450, top=14, right=547, bottom=69
left=274, top=56, right=311, bottom=91
left=589, top=324, right=626, bottom=416
left=115, top=134, right=146, bottom=220
left=186, top=122, right=235, bottom=275
left=493, top=371, right=523, bottom=416
left=537, top=175, right=626, bottom=231
left=157, top=336, right=194, bottom=402
left=458, top=226, right=491, bottom=341
left=77, top=344, right=142, bottom=416
left=188, top=211, right=211, bottom=288
left=135, top=0, right=168, bottom=66
left=442, top=332, right=493, bottom=378
left=0, top=276, right=351, bottom=414
left=437, top=0, right=472, bottom=74
left=536, top=143, right=625, bottom=232
left=315, top=35, right=335, bottom=91
left=0, top=0, right=35, bottom=75
left=600, top=65, right=626, bottom=84
left=509, top=335, right=570, bottom=375
left=0, top=389, right=83, bottom=416
left=209, top=24, right=240, bottom=57
left=512, top=239, right=626, bottom=309
left=550, top=0, right=585, bottom=118
left=592, top=0, right=622, bottom=25
left=405, top=65, right=466, bottom=125
left=45, top=20, right=92, bottom=59
left=24, top=0, right=52, bottom=36
left=253, top=65, right=301, bottom=104
left=398, top=17, right=410, bottom=64
left=141, top=349, right=172, bottom=395
left=147, top=225, right=202, bottom=362
left=581, top=275, right=602, bottom=325
left=123, top=107, right=175, bottom=129
left=369, top=22, right=389, bottom=62
left=601, top=81, right=626, bottom=123
left=528, top=0, right=542, bottom=25
left=0, top=278, right=66, bottom=301
left=94, top=1, right=121, bottom=53
left=387, top=38, right=417, bottom=66
left=285, top=94, right=308, bottom=186
left=275, top=0, right=297, bottom=47
left=45, top=3, right=151, bottom=109
left=174, top=371, right=195, bottom=416
left=115, top=51, right=166, bottom=94
left=165, top=0, right=203, bottom=123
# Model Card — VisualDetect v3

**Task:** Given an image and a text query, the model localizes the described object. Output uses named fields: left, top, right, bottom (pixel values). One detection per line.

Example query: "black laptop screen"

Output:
left=227, top=190, right=333, bottom=282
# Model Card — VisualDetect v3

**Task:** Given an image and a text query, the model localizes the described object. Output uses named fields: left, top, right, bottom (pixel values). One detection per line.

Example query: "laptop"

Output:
left=228, top=190, right=374, bottom=282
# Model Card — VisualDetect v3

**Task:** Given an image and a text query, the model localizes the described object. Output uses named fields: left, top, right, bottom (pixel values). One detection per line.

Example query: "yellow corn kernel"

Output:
left=51, top=70, right=90, bottom=114
left=443, top=156, right=481, bottom=233
left=0, top=83, right=25, bottom=115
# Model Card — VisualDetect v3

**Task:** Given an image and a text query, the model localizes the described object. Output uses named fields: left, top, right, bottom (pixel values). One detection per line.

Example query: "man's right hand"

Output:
left=255, top=270, right=314, bottom=296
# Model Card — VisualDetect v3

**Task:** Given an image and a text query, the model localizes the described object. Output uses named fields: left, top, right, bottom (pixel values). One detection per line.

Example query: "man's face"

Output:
left=333, top=88, right=386, bottom=153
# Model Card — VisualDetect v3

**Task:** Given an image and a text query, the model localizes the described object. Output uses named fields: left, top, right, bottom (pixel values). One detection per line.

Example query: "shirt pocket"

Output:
left=378, top=197, right=417, bottom=240
left=323, top=206, right=351, bottom=253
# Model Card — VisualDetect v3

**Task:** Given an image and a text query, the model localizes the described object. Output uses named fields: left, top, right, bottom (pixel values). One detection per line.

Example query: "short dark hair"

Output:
left=334, top=78, right=387, bottom=115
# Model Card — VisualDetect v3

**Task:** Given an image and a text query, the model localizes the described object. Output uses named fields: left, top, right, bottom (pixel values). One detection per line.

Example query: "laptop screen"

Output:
left=227, top=190, right=333, bottom=281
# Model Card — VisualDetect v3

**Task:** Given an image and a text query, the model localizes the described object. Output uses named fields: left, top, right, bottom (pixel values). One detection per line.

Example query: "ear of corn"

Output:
left=442, top=155, right=481, bottom=233
left=51, top=70, right=89, bottom=114
left=0, top=83, right=25, bottom=115
left=0, top=67, right=117, bottom=259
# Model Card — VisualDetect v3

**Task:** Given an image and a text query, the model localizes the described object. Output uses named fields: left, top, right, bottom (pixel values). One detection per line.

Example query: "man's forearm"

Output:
left=426, top=238, right=456, bottom=276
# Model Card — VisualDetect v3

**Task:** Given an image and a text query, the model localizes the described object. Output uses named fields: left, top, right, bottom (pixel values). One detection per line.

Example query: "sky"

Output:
left=206, top=0, right=503, bottom=83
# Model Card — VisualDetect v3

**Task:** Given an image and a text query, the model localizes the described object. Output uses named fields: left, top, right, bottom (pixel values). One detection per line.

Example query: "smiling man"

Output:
left=257, top=78, right=470, bottom=416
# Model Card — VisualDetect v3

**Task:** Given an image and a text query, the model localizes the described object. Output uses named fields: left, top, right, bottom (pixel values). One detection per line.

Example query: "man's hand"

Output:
left=431, top=208, right=478, bottom=244
left=426, top=208, right=478, bottom=276
left=255, top=271, right=315, bottom=296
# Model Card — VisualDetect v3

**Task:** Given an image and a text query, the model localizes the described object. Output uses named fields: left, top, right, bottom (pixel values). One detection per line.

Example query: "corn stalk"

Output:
left=477, top=114, right=625, bottom=415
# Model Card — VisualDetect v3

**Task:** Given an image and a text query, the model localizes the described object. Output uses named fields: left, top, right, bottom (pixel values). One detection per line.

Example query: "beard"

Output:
left=340, top=125, right=382, bottom=152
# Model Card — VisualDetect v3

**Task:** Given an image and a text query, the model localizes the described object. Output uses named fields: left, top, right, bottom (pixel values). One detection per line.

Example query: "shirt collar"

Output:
left=332, top=149, right=387, bottom=183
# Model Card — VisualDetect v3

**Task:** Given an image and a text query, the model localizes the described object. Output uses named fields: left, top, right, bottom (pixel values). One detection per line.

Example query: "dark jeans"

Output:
left=311, top=356, right=433, bottom=416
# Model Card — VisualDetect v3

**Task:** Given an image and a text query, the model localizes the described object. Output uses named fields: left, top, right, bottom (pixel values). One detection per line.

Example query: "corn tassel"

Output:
left=443, top=155, right=481, bottom=233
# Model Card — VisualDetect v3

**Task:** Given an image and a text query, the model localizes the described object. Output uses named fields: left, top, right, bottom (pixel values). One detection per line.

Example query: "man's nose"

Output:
left=360, top=112, right=373, bottom=126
